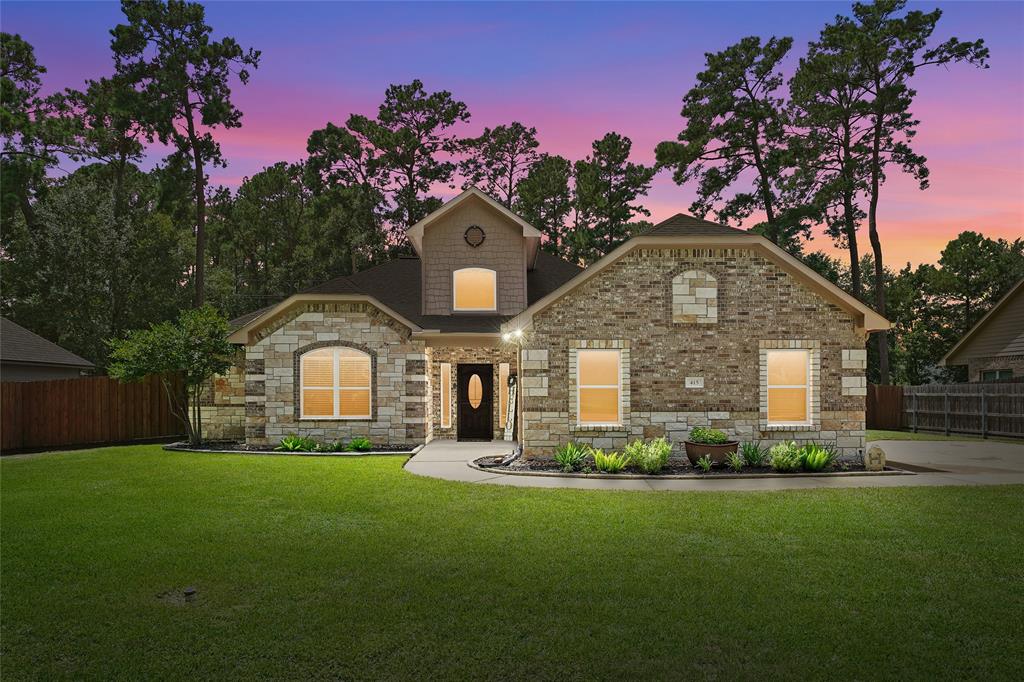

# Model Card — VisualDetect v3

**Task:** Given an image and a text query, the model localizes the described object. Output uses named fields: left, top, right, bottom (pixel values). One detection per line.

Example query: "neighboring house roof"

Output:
left=0, top=317, right=94, bottom=369
left=941, top=278, right=1024, bottom=366
left=405, top=186, right=543, bottom=266
left=228, top=252, right=583, bottom=343
left=504, top=213, right=890, bottom=333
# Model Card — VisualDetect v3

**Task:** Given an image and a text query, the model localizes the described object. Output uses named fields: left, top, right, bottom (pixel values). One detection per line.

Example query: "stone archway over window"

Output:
left=672, top=270, right=718, bottom=324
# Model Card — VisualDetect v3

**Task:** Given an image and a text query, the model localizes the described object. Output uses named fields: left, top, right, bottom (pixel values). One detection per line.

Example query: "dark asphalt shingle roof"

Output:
left=0, top=317, right=94, bottom=368
left=230, top=252, right=583, bottom=333
left=644, top=213, right=751, bottom=237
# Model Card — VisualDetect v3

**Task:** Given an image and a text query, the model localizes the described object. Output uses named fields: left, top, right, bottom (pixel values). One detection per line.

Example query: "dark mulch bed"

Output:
left=165, top=441, right=414, bottom=455
left=476, top=455, right=897, bottom=477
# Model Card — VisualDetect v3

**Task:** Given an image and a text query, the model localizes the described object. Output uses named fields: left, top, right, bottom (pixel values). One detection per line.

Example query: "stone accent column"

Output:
left=244, top=351, right=268, bottom=445
left=403, top=352, right=430, bottom=442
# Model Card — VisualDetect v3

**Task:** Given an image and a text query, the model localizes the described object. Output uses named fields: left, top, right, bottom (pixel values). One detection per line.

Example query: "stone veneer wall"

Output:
left=967, top=355, right=1024, bottom=382
left=519, top=247, right=870, bottom=459
left=430, top=345, right=518, bottom=440
left=421, top=198, right=527, bottom=316
left=200, top=351, right=246, bottom=440
left=243, top=303, right=430, bottom=448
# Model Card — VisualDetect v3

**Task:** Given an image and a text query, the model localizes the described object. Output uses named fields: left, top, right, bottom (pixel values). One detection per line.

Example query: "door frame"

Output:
left=456, top=363, right=494, bottom=441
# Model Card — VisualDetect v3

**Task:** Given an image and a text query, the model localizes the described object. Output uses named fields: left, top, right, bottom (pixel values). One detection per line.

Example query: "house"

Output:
left=216, top=187, right=888, bottom=459
left=1, top=317, right=94, bottom=382
left=941, top=278, right=1024, bottom=382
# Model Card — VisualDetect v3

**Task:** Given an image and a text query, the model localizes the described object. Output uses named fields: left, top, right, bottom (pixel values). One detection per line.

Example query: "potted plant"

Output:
left=684, top=427, right=739, bottom=465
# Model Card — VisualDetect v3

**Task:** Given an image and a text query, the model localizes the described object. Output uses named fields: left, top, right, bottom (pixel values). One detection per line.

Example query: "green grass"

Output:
left=2, top=446, right=1022, bottom=680
left=868, top=428, right=1024, bottom=444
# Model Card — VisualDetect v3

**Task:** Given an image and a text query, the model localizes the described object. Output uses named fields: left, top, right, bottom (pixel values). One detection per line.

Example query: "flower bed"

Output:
left=474, top=435, right=907, bottom=478
left=164, top=440, right=418, bottom=456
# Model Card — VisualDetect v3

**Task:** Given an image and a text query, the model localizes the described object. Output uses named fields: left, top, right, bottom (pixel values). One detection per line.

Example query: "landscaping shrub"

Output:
left=347, top=437, right=373, bottom=452
left=593, top=449, right=630, bottom=473
left=626, top=437, right=671, bottom=474
left=696, top=454, right=713, bottom=473
left=769, top=442, right=802, bottom=472
left=316, top=440, right=348, bottom=453
left=740, top=441, right=768, bottom=467
left=725, top=451, right=745, bottom=472
left=275, top=435, right=318, bottom=452
left=554, top=442, right=590, bottom=472
left=800, top=443, right=835, bottom=472
left=688, top=427, right=729, bottom=444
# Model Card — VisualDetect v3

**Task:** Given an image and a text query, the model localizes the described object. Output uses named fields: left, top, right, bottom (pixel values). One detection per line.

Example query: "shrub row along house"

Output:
left=211, top=188, right=888, bottom=459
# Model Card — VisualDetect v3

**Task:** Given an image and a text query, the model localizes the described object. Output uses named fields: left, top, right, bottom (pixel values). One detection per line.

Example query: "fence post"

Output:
left=944, top=392, right=950, bottom=436
left=981, top=391, right=988, bottom=439
left=912, top=391, right=918, bottom=433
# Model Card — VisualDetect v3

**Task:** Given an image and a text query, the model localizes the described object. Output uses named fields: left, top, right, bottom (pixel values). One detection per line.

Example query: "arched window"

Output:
left=300, top=347, right=371, bottom=419
left=672, top=270, right=717, bottom=324
left=452, top=267, right=497, bottom=311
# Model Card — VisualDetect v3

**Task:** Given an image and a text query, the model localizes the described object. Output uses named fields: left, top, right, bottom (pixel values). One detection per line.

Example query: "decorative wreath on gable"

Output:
left=464, top=225, right=486, bottom=248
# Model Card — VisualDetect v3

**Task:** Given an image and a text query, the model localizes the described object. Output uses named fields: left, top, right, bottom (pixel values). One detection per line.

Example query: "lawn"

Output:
left=2, top=447, right=1022, bottom=680
left=868, top=428, right=1023, bottom=444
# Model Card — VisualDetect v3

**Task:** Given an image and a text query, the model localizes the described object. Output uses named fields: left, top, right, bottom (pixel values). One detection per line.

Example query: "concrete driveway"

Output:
left=404, top=438, right=1024, bottom=491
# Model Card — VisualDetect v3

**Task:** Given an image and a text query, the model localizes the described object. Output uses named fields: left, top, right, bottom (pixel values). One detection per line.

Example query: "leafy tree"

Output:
left=789, top=28, right=871, bottom=302
left=570, top=132, right=655, bottom=264
left=111, top=0, right=260, bottom=307
left=842, top=0, right=988, bottom=384
left=515, top=154, right=573, bottom=255
left=459, top=121, right=540, bottom=206
left=108, top=305, right=235, bottom=444
left=656, top=36, right=809, bottom=250
left=1, top=33, right=69, bottom=233
left=1, top=165, right=190, bottom=365
left=345, top=79, right=469, bottom=242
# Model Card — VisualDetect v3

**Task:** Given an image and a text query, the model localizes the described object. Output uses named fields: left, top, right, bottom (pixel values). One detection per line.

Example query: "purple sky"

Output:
left=4, top=0, right=1022, bottom=266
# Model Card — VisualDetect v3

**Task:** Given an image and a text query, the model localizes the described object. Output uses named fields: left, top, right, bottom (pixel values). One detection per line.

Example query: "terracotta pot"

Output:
left=684, top=440, right=739, bottom=465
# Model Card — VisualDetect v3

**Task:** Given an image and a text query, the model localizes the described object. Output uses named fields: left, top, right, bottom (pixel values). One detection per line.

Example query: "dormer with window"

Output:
left=406, top=188, right=542, bottom=316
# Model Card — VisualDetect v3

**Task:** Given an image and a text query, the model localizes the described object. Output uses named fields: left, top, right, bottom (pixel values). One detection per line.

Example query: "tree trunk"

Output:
left=750, top=137, right=778, bottom=242
left=184, top=104, right=206, bottom=308
left=868, top=103, right=889, bottom=385
left=843, top=189, right=862, bottom=300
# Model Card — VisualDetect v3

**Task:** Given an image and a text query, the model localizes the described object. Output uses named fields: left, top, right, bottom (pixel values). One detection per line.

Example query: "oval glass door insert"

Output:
left=468, top=374, right=483, bottom=408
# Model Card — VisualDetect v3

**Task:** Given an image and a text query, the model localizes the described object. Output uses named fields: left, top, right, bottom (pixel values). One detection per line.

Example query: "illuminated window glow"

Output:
left=499, top=362, right=510, bottom=425
left=300, top=347, right=372, bottom=419
left=453, top=268, right=497, bottom=311
left=766, top=350, right=810, bottom=424
left=578, top=349, right=620, bottom=425
left=440, top=363, right=451, bottom=428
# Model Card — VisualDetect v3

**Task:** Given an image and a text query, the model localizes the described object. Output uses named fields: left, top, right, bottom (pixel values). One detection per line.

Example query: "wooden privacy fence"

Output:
left=866, top=384, right=905, bottom=430
left=1, top=374, right=185, bottom=453
left=904, top=382, right=1024, bottom=439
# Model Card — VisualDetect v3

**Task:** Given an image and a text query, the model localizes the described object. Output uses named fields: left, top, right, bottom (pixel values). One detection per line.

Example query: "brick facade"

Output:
left=421, top=199, right=527, bottom=315
left=519, top=247, right=869, bottom=459
left=199, top=351, right=246, bottom=441
left=967, top=355, right=1024, bottom=382
left=430, top=345, right=518, bottom=440
left=240, top=303, right=430, bottom=447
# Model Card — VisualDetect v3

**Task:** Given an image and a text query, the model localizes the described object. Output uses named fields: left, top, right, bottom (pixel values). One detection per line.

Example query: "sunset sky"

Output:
left=4, top=0, right=1022, bottom=266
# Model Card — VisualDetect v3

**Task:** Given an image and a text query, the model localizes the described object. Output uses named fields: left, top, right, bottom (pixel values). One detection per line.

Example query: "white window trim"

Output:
left=576, top=349, right=622, bottom=427
left=440, top=362, right=452, bottom=428
left=452, top=267, right=498, bottom=312
left=299, top=348, right=372, bottom=420
left=766, top=349, right=812, bottom=427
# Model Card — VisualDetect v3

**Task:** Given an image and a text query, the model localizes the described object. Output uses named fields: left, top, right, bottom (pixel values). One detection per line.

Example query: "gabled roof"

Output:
left=1, top=317, right=94, bottom=368
left=503, top=215, right=889, bottom=333
left=941, top=278, right=1024, bottom=366
left=644, top=213, right=750, bottom=237
left=228, top=252, right=583, bottom=343
left=405, top=187, right=543, bottom=265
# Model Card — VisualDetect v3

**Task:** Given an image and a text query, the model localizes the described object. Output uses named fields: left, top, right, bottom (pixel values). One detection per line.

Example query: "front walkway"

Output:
left=404, top=439, right=1024, bottom=491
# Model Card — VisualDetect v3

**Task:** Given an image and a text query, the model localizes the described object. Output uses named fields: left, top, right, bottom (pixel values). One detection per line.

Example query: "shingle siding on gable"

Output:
left=421, top=199, right=527, bottom=316
left=519, top=247, right=869, bottom=459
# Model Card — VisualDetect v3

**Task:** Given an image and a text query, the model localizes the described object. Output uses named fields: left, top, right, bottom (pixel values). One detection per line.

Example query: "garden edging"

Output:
left=469, top=458, right=913, bottom=480
left=164, top=443, right=423, bottom=457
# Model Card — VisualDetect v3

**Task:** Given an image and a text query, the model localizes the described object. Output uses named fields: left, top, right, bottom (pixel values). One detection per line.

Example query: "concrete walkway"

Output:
left=404, top=438, right=1024, bottom=491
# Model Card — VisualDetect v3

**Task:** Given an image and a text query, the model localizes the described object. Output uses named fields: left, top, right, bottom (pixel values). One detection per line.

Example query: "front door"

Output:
left=457, top=364, right=493, bottom=441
